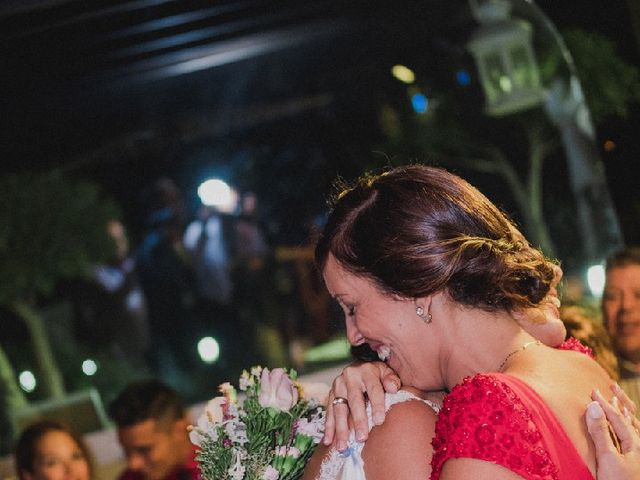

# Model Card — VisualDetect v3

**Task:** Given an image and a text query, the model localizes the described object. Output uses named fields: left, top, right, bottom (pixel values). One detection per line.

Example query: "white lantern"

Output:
left=467, top=0, right=544, bottom=116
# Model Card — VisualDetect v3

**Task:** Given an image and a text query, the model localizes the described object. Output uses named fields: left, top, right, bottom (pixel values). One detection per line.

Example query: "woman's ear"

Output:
left=413, top=296, right=433, bottom=324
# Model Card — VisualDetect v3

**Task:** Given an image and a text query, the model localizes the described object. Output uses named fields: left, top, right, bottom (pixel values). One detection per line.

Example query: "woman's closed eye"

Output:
left=347, top=305, right=357, bottom=317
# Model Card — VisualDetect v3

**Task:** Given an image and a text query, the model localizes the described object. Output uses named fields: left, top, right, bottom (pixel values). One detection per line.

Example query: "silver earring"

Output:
left=416, top=306, right=432, bottom=324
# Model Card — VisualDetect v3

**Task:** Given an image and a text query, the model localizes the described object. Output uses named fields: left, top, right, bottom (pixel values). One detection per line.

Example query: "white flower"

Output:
left=187, top=426, right=206, bottom=447
left=258, top=368, right=299, bottom=411
left=189, top=398, right=227, bottom=446
left=285, top=447, right=301, bottom=459
left=239, top=370, right=254, bottom=391
left=295, top=416, right=324, bottom=443
left=261, top=465, right=279, bottom=480
left=204, top=396, right=227, bottom=423
left=225, top=419, right=248, bottom=445
left=251, top=365, right=263, bottom=377
left=228, top=449, right=246, bottom=480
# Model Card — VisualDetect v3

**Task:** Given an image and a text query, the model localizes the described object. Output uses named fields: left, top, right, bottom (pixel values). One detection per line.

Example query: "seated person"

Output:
left=108, top=380, right=198, bottom=480
left=14, top=419, right=93, bottom=480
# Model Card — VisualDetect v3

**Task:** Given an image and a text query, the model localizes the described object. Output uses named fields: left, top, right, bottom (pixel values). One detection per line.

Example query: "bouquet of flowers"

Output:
left=189, top=366, right=327, bottom=480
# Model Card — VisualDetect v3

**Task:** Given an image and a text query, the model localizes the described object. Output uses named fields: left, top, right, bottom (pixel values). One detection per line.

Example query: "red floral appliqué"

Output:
left=431, top=374, right=559, bottom=480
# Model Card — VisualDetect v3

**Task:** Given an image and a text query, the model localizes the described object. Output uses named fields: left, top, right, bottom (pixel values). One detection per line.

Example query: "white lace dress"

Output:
left=316, top=390, right=440, bottom=480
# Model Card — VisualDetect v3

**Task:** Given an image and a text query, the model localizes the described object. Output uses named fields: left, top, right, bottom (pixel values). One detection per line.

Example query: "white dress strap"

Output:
left=317, top=390, right=439, bottom=480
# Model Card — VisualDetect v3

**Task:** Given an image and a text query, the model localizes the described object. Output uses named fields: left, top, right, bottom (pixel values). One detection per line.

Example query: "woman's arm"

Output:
left=361, top=391, right=437, bottom=480
left=303, top=389, right=438, bottom=480
left=301, top=443, right=331, bottom=480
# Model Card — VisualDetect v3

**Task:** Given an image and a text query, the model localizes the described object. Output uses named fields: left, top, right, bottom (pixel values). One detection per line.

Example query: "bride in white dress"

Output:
left=302, top=385, right=441, bottom=480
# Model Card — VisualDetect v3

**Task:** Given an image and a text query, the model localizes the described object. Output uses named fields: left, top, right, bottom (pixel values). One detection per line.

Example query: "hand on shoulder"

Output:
left=586, top=387, right=640, bottom=480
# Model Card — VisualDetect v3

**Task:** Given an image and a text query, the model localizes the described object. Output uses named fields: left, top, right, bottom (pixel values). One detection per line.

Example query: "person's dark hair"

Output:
left=108, top=379, right=185, bottom=428
left=605, top=246, right=640, bottom=272
left=315, top=165, right=556, bottom=311
left=15, top=420, right=94, bottom=480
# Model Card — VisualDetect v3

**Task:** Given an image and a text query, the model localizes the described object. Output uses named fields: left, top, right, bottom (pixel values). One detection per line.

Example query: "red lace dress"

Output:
left=430, top=339, right=595, bottom=480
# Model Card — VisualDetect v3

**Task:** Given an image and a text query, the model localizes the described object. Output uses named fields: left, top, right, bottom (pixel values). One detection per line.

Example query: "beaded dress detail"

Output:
left=317, top=390, right=440, bottom=480
left=431, top=338, right=595, bottom=480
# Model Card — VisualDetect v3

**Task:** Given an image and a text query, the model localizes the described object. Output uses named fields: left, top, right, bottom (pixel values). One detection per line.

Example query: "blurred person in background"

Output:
left=561, top=305, right=620, bottom=381
left=182, top=183, right=238, bottom=371
left=14, top=420, right=93, bottom=480
left=70, top=220, right=149, bottom=370
left=231, top=191, right=285, bottom=367
left=135, top=179, right=196, bottom=392
left=108, top=379, right=197, bottom=480
left=602, top=246, right=640, bottom=416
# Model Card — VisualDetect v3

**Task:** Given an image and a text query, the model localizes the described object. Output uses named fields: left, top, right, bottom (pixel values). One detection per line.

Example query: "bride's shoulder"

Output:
left=361, top=389, right=438, bottom=479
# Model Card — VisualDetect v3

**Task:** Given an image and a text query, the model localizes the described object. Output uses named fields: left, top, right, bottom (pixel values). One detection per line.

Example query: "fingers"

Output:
left=586, top=399, right=620, bottom=457
left=612, top=383, right=638, bottom=416
left=322, top=361, right=398, bottom=450
left=364, top=367, right=400, bottom=429
left=382, top=369, right=401, bottom=393
left=332, top=394, right=351, bottom=452
left=341, top=363, right=376, bottom=444
left=323, top=374, right=348, bottom=447
left=593, top=389, right=639, bottom=454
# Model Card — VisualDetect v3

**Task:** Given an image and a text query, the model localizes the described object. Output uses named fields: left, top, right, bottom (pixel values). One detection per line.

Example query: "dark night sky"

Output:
left=1, top=0, right=639, bottom=246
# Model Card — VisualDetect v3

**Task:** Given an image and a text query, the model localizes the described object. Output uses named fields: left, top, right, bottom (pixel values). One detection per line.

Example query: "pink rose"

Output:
left=258, top=368, right=298, bottom=411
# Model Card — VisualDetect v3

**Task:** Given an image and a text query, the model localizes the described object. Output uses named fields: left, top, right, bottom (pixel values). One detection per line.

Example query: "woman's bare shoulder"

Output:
left=362, top=389, right=439, bottom=480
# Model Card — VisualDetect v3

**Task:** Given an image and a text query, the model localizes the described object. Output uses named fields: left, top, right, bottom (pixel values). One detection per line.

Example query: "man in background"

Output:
left=602, top=246, right=640, bottom=415
left=108, top=380, right=199, bottom=480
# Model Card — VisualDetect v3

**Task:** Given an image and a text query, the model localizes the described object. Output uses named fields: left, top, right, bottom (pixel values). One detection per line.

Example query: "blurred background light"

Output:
left=197, top=178, right=237, bottom=213
left=456, top=69, right=471, bottom=86
left=304, top=337, right=350, bottom=363
left=603, top=139, right=616, bottom=152
left=197, top=336, right=220, bottom=364
left=411, top=93, right=429, bottom=114
left=19, top=370, right=36, bottom=392
left=82, top=359, right=98, bottom=376
left=391, top=64, right=415, bottom=84
left=586, top=264, right=606, bottom=297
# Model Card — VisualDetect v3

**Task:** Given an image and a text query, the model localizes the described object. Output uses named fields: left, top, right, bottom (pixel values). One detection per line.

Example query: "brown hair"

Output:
left=108, top=379, right=185, bottom=428
left=561, top=305, right=620, bottom=381
left=315, top=165, right=555, bottom=311
left=605, top=246, right=640, bottom=272
left=14, top=420, right=94, bottom=480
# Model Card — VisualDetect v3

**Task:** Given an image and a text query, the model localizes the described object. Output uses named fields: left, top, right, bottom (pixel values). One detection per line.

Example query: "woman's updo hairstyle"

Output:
left=315, top=165, right=556, bottom=311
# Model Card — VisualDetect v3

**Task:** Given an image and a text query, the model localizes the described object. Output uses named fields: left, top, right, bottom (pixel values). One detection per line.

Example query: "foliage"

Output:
left=0, top=172, right=120, bottom=306
left=561, top=28, right=640, bottom=123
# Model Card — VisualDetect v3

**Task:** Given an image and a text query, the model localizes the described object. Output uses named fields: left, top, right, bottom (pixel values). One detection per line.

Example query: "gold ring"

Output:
left=332, top=397, right=348, bottom=407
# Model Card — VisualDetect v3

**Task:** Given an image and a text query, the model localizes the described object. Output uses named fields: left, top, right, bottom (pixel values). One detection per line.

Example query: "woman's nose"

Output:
left=345, top=320, right=365, bottom=345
